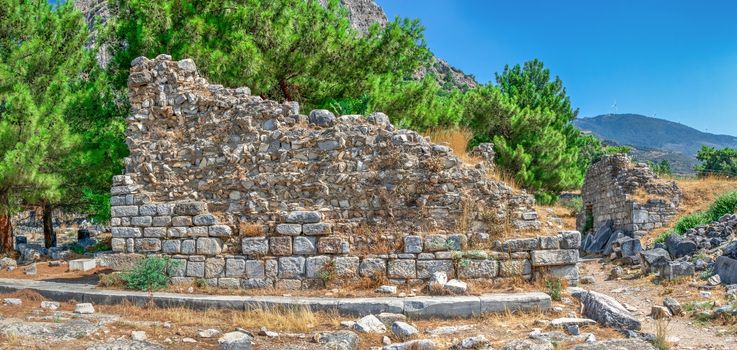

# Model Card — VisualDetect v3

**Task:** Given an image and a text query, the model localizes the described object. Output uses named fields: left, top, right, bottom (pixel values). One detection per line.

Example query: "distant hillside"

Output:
left=574, top=114, right=737, bottom=174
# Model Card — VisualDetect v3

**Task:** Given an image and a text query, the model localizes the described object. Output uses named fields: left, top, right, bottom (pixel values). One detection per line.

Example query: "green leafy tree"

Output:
left=648, top=159, right=672, bottom=177
left=464, top=60, right=591, bottom=203
left=0, top=0, right=91, bottom=251
left=695, top=146, right=737, bottom=177
left=104, top=0, right=430, bottom=111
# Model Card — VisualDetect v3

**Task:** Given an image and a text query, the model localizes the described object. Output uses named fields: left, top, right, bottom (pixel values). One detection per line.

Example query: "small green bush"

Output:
left=69, top=243, right=86, bottom=255
left=545, top=278, right=563, bottom=301
left=706, top=190, right=737, bottom=221
left=673, top=212, right=710, bottom=234
left=561, top=197, right=583, bottom=217
left=120, top=257, right=179, bottom=291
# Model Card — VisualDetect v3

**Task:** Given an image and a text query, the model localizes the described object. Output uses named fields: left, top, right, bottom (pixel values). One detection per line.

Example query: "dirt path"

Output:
left=580, top=259, right=736, bottom=350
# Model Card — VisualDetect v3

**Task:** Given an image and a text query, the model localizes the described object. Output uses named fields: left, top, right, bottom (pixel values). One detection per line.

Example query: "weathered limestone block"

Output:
left=135, top=238, right=161, bottom=252
left=317, top=237, right=345, bottom=254
left=416, top=260, right=455, bottom=279
left=245, top=260, right=265, bottom=279
left=225, top=258, right=246, bottom=277
left=306, top=256, right=331, bottom=279
left=111, top=206, right=138, bottom=218
left=285, top=211, right=321, bottom=224
left=112, top=227, right=141, bottom=238
left=278, top=257, right=305, bottom=278
left=404, top=236, right=423, bottom=254
left=303, top=223, right=332, bottom=236
left=205, top=257, right=225, bottom=278
left=502, top=238, right=538, bottom=252
left=530, top=249, right=579, bottom=267
left=423, top=234, right=448, bottom=252
left=276, top=224, right=301, bottom=236
left=161, top=240, right=181, bottom=254
left=270, top=236, right=293, bottom=256
left=334, top=256, right=359, bottom=277
left=193, top=214, right=218, bottom=226
left=293, top=236, right=317, bottom=255
left=498, top=259, right=530, bottom=277
left=186, top=260, right=205, bottom=277
left=242, top=237, right=269, bottom=256
left=388, top=259, right=416, bottom=279
left=559, top=231, right=582, bottom=249
left=143, top=227, right=166, bottom=237
left=359, top=258, right=387, bottom=278
left=208, top=225, right=232, bottom=237
left=196, top=237, right=222, bottom=256
left=174, top=202, right=208, bottom=216
left=459, top=259, right=498, bottom=279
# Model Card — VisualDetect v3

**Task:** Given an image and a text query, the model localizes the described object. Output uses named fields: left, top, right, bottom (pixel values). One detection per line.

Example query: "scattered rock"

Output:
left=131, top=331, right=147, bottom=341
left=450, top=335, right=491, bottom=349
left=569, top=288, right=641, bottom=331
left=86, top=338, right=164, bottom=350
left=708, top=274, right=722, bottom=286
left=182, top=337, right=197, bottom=343
left=314, top=331, right=359, bottom=350
left=75, top=303, right=95, bottom=314
left=665, top=234, right=697, bottom=259
left=199, top=328, right=220, bottom=338
left=580, top=275, right=595, bottom=284
left=640, top=248, right=671, bottom=274
left=353, top=314, right=386, bottom=333
left=375, top=285, right=398, bottom=294
left=573, top=339, right=655, bottom=350
left=391, top=321, right=418, bottom=340
left=41, top=301, right=60, bottom=310
left=608, top=266, right=624, bottom=280
left=663, top=297, right=682, bottom=316
left=501, top=338, right=554, bottom=350
left=218, top=331, right=252, bottom=350
left=716, top=256, right=737, bottom=284
left=24, top=262, right=37, bottom=275
left=0, top=257, right=17, bottom=269
left=3, top=298, right=21, bottom=305
left=376, top=312, right=406, bottom=327
left=549, top=318, right=596, bottom=327
left=426, top=325, right=474, bottom=335
left=258, top=327, right=278, bottom=338
left=650, top=306, right=672, bottom=319
left=444, top=279, right=468, bottom=294
left=383, top=339, right=436, bottom=350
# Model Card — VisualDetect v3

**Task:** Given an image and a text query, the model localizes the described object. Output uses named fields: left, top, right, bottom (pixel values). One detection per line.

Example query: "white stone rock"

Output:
left=131, top=331, right=147, bottom=341
left=74, top=303, right=95, bottom=314
left=3, top=298, right=21, bottom=305
left=199, top=328, right=220, bottom=338
left=40, top=301, right=60, bottom=310
left=376, top=285, right=398, bottom=294
left=69, top=258, right=97, bottom=272
left=353, top=314, right=387, bottom=333
left=391, top=321, right=418, bottom=340
left=444, top=279, right=468, bottom=294
left=218, top=331, right=252, bottom=350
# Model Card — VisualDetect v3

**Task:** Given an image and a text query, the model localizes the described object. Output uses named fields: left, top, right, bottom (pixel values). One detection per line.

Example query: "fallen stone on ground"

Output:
left=383, top=339, right=436, bottom=350
left=75, top=303, right=96, bottom=314
left=391, top=321, right=418, bottom=340
left=86, top=338, right=164, bottom=350
left=218, top=331, right=253, bottom=350
left=573, top=338, right=655, bottom=350
left=500, top=338, right=554, bottom=350
left=569, top=288, right=641, bottom=331
left=353, top=314, right=386, bottom=333
left=313, top=331, right=359, bottom=350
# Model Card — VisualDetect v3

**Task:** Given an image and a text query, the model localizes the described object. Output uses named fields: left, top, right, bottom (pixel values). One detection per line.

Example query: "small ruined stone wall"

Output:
left=577, top=155, right=681, bottom=235
left=109, top=55, right=580, bottom=288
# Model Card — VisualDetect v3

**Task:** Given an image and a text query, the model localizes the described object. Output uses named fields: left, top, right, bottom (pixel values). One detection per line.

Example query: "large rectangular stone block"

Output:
left=285, top=211, right=321, bottom=224
left=458, top=259, right=498, bottom=279
left=225, top=258, right=245, bottom=277
left=242, top=237, right=269, bottom=256
left=278, top=257, right=305, bottom=278
left=270, top=236, right=292, bottom=256
left=388, top=259, right=416, bottom=279
left=111, top=227, right=141, bottom=238
left=174, top=202, right=208, bottom=216
left=303, top=223, right=332, bottom=236
left=111, top=206, right=139, bottom=218
left=135, top=238, right=161, bottom=252
left=196, top=237, right=222, bottom=256
left=530, top=249, right=579, bottom=267
left=416, top=260, right=455, bottom=279
left=130, top=216, right=152, bottom=227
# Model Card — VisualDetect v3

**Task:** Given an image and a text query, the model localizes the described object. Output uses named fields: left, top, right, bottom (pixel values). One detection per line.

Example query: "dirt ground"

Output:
left=580, top=259, right=737, bottom=350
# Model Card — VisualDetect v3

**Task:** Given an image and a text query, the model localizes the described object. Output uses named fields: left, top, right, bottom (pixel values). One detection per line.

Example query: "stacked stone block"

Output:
left=109, top=55, right=577, bottom=289
left=577, top=155, right=680, bottom=236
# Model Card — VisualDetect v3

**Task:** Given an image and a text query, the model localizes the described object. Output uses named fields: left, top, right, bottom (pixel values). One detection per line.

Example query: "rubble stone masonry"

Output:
left=110, top=55, right=579, bottom=288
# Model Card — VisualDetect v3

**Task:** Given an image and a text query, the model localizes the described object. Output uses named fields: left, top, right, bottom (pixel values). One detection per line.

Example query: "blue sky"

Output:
left=377, top=0, right=737, bottom=136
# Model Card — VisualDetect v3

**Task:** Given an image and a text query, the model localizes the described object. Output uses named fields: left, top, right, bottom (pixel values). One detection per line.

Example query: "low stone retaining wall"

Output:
left=0, top=278, right=551, bottom=319
left=110, top=182, right=581, bottom=288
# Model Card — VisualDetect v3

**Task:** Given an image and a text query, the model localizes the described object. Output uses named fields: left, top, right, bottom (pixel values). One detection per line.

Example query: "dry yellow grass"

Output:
left=424, top=127, right=477, bottom=164
left=644, top=175, right=737, bottom=244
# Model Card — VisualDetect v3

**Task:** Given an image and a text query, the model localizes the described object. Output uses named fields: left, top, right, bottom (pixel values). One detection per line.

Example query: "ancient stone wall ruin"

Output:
left=577, top=155, right=681, bottom=237
left=109, top=55, right=580, bottom=288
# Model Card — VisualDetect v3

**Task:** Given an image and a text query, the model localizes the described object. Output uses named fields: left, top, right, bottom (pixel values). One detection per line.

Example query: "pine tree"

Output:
left=0, top=0, right=91, bottom=251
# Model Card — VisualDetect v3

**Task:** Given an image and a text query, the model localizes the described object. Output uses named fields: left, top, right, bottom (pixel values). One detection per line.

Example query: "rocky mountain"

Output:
left=575, top=114, right=737, bottom=174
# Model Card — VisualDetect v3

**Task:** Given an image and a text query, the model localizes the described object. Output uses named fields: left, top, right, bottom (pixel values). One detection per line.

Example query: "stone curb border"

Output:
left=0, top=278, right=550, bottom=319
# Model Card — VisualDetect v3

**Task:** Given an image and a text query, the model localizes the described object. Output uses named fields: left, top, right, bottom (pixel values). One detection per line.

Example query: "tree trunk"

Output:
left=0, top=196, right=12, bottom=253
left=279, top=78, right=293, bottom=102
left=43, top=203, right=56, bottom=248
